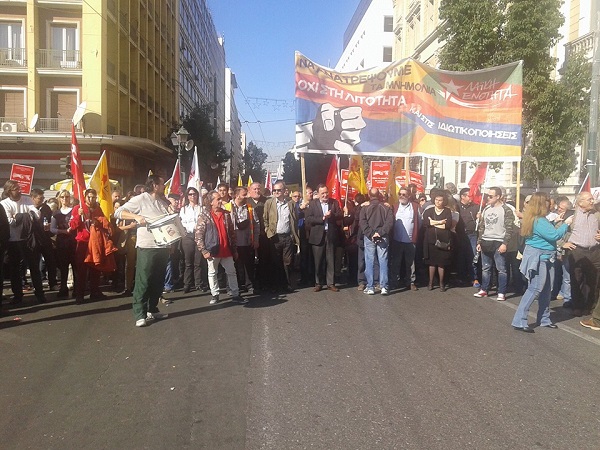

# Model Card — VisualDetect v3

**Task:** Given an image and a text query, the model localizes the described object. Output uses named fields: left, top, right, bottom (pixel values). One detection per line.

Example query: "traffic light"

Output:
left=60, top=155, right=72, bottom=179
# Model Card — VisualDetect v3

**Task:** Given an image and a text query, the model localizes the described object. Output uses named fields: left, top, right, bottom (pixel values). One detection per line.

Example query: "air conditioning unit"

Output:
left=1, top=122, right=17, bottom=133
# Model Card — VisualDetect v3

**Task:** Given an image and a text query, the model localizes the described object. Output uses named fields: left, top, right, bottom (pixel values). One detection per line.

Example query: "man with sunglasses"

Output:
left=474, top=187, right=515, bottom=301
left=263, top=181, right=300, bottom=292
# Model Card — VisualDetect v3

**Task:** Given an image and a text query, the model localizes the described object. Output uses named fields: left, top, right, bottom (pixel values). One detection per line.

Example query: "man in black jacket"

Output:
left=304, top=184, right=343, bottom=292
left=457, top=188, right=481, bottom=287
left=359, top=188, right=394, bottom=295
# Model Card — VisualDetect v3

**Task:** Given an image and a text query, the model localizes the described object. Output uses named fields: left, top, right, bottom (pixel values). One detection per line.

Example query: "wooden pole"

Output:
left=516, top=160, right=521, bottom=210
left=300, top=152, right=307, bottom=199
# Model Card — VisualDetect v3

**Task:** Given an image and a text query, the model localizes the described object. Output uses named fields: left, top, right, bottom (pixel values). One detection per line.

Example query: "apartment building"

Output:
left=0, top=0, right=183, bottom=189
left=336, top=0, right=394, bottom=72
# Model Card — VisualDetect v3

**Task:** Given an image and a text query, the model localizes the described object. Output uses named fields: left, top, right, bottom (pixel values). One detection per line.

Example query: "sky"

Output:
left=208, top=0, right=362, bottom=170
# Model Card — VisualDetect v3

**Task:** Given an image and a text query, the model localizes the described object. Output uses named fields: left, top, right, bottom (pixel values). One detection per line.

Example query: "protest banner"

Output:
left=10, top=164, right=35, bottom=195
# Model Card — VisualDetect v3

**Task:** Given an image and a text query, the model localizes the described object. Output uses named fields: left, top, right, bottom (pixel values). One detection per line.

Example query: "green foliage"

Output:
left=438, top=0, right=590, bottom=185
left=170, top=104, right=229, bottom=184
left=244, top=141, right=268, bottom=183
left=282, top=151, right=301, bottom=184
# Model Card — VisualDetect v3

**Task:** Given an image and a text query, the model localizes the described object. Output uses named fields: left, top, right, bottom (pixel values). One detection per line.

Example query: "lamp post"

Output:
left=170, top=126, right=194, bottom=195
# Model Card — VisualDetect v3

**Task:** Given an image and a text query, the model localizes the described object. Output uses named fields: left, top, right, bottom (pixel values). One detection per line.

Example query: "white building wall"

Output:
left=336, top=0, right=395, bottom=71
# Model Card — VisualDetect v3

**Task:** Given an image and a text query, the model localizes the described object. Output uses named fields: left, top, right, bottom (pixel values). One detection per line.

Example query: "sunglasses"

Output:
left=60, top=195, right=70, bottom=198
left=188, top=192, right=198, bottom=195
left=398, top=193, right=408, bottom=197
left=272, top=189, right=283, bottom=192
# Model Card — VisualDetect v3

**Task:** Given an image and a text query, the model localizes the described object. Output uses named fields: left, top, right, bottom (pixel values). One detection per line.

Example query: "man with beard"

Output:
left=0, top=180, right=46, bottom=304
left=115, top=175, right=171, bottom=327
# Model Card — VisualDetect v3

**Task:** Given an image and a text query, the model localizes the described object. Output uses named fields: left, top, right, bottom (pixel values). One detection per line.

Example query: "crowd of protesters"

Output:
left=2, top=174, right=600, bottom=333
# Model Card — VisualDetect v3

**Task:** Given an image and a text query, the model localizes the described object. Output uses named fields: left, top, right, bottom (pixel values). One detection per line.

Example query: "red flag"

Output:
left=468, top=163, right=488, bottom=206
left=265, top=171, right=272, bottom=190
left=326, top=156, right=341, bottom=202
left=167, top=160, right=182, bottom=196
left=70, top=123, right=87, bottom=210
left=579, top=173, right=590, bottom=194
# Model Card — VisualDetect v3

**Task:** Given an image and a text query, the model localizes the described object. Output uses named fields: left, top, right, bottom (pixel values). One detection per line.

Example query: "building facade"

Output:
left=0, top=0, right=181, bottom=190
left=336, top=0, right=395, bottom=72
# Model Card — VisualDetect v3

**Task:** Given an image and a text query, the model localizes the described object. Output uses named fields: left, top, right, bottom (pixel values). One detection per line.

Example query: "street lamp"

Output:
left=170, top=126, right=194, bottom=194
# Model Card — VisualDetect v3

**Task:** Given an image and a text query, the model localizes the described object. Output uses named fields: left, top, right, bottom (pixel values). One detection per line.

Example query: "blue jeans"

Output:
left=364, top=236, right=388, bottom=290
left=512, top=259, right=554, bottom=327
left=559, top=257, right=571, bottom=302
left=481, top=243, right=508, bottom=294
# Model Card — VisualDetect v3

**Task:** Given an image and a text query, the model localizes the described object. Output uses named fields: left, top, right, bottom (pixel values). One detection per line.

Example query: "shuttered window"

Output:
left=0, top=90, right=24, bottom=117
left=50, top=91, right=77, bottom=119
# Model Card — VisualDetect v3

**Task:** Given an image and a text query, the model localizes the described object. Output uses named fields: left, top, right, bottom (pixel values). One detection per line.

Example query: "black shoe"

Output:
left=36, top=295, right=47, bottom=304
left=57, top=290, right=69, bottom=299
left=9, top=296, right=23, bottom=305
left=183, top=286, right=191, bottom=294
left=562, top=301, right=573, bottom=309
left=231, top=296, right=248, bottom=304
left=89, top=292, right=107, bottom=301
left=513, top=326, right=534, bottom=333
left=120, top=289, right=132, bottom=297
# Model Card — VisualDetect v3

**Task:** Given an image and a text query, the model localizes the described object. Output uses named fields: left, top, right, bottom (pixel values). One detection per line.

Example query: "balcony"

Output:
left=565, top=32, right=594, bottom=62
left=0, top=48, right=27, bottom=68
left=37, top=49, right=81, bottom=70
left=38, top=118, right=82, bottom=132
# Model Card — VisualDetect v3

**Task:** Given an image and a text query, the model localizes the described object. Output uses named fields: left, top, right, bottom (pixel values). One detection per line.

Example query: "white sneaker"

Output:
left=209, top=296, right=219, bottom=305
left=380, top=288, right=389, bottom=295
left=496, top=293, right=506, bottom=301
left=135, top=319, right=147, bottom=327
left=147, top=311, right=168, bottom=320
left=364, top=288, right=375, bottom=295
left=473, top=290, right=488, bottom=298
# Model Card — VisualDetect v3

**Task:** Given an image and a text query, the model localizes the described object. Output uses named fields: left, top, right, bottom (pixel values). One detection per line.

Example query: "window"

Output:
left=460, top=162, right=467, bottom=184
left=384, top=16, right=393, bottom=32
left=0, top=21, right=24, bottom=62
left=51, top=23, right=79, bottom=68
left=383, top=46, right=392, bottom=62
left=0, top=89, right=25, bottom=118
left=49, top=90, right=78, bottom=120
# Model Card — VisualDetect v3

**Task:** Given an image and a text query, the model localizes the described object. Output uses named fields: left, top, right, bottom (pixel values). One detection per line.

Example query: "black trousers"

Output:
left=235, top=245, right=256, bottom=288
left=255, top=233, right=272, bottom=289
left=270, top=234, right=294, bottom=288
left=181, top=234, right=207, bottom=289
left=56, top=241, right=76, bottom=293
left=312, top=237, right=336, bottom=286
left=568, top=245, right=600, bottom=312
left=7, top=240, right=44, bottom=299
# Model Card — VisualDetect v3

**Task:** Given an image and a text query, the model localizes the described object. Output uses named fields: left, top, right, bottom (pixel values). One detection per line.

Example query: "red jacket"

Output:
left=69, top=204, right=105, bottom=242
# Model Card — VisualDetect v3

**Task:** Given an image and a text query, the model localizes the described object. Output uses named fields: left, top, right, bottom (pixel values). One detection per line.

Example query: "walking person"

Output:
left=512, top=192, right=572, bottom=332
left=231, top=187, right=260, bottom=293
left=51, top=190, right=76, bottom=299
left=115, top=175, right=171, bottom=327
left=195, top=190, right=246, bottom=305
left=390, top=186, right=421, bottom=291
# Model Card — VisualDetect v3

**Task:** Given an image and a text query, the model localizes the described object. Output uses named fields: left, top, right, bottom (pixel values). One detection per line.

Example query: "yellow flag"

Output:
left=237, top=174, right=243, bottom=187
left=247, top=175, right=254, bottom=187
left=387, top=158, right=402, bottom=206
left=88, top=150, right=113, bottom=219
left=347, top=155, right=367, bottom=195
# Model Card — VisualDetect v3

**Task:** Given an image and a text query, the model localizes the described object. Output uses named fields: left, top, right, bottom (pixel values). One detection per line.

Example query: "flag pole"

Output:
left=516, top=160, right=521, bottom=209
left=300, top=152, right=306, bottom=200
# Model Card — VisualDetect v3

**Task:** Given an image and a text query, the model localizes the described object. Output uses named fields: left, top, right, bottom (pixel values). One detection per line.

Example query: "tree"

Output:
left=244, top=141, right=268, bottom=183
left=438, top=0, right=590, bottom=185
left=166, top=104, right=229, bottom=186
left=282, top=151, right=301, bottom=184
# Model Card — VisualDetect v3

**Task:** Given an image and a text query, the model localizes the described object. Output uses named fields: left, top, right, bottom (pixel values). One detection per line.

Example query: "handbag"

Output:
left=434, top=228, right=451, bottom=251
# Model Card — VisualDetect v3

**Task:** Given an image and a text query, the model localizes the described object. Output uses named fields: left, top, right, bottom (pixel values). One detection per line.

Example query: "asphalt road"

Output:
left=1, top=282, right=600, bottom=449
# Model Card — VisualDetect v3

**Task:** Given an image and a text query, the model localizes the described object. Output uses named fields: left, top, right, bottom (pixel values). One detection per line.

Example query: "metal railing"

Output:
left=0, top=48, right=27, bottom=68
left=36, top=49, right=81, bottom=69
left=38, top=118, right=82, bottom=132
left=565, top=32, right=594, bottom=62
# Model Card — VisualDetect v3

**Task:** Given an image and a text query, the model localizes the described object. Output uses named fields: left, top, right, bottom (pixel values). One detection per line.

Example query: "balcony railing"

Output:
left=565, top=32, right=594, bottom=62
left=36, top=49, right=81, bottom=69
left=0, top=48, right=27, bottom=68
left=38, top=118, right=82, bottom=132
